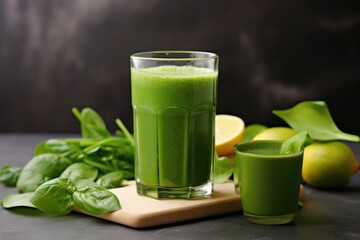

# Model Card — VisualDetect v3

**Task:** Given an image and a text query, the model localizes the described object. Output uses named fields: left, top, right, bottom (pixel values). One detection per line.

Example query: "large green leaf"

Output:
left=73, top=183, right=121, bottom=215
left=60, top=163, right=98, bottom=181
left=30, top=178, right=75, bottom=216
left=273, top=101, right=359, bottom=142
left=16, top=154, right=73, bottom=193
left=72, top=107, right=112, bottom=140
left=96, top=171, right=124, bottom=189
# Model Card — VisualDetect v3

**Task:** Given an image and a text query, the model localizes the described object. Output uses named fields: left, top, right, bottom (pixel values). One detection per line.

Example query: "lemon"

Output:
left=302, top=141, right=360, bottom=189
left=215, top=114, right=245, bottom=156
left=253, top=127, right=297, bottom=141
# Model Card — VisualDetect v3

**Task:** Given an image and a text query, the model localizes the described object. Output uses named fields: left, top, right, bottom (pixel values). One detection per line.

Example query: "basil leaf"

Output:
left=2, top=193, right=35, bottom=208
left=242, top=124, right=268, bottom=142
left=280, top=131, right=312, bottom=155
left=72, top=107, right=112, bottom=140
left=0, top=165, right=22, bottom=186
left=73, top=185, right=121, bottom=215
left=17, top=154, right=72, bottom=193
left=74, top=179, right=100, bottom=188
left=96, top=171, right=124, bottom=189
left=30, top=178, right=76, bottom=216
left=214, top=153, right=234, bottom=183
left=273, top=101, right=360, bottom=142
left=60, top=163, right=98, bottom=181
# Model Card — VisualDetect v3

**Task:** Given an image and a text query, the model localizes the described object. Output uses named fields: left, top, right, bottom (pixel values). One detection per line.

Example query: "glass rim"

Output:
left=130, top=50, right=219, bottom=61
left=234, top=140, right=304, bottom=157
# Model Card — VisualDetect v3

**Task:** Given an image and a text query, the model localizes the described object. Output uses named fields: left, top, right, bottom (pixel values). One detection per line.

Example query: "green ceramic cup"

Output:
left=234, top=140, right=303, bottom=225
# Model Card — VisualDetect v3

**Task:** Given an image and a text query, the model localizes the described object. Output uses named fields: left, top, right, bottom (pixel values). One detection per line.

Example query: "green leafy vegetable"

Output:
left=19, top=107, right=135, bottom=189
left=0, top=165, right=22, bottom=186
left=30, top=178, right=121, bottom=216
left=16, top=153, right=73, bottom=193
left=1, top=107, right=133, bottom=217
left=2, top=193, right=35, bottom=208
left=96, top=171, right=124, bottom=189
left=214, top=153, right=234, bottom=183
left=72, top=107, right=112, bottom=140
left=242, top=124, right=268, bottom=142
left=73, top=182, right=121, bottom=215
left=273, top=101, right=360, bottom=142
left=280, top=131, right=312, bottom=155
left=33, top=136, right=134, bottom=181
left=60, top=162, right=98, bottom=181
left=34, top=139, right=83, bottom=160
left=30, top=178, right=76, bottom=216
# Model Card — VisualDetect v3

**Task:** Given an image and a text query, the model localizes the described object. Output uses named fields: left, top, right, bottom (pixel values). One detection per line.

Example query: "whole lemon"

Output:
left=252, top=127, right=297, bottom=141
left=302, top=141, right=359, bottom=189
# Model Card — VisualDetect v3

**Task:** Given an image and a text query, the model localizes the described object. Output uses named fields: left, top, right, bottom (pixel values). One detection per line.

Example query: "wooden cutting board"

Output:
left=74, top=182, right=242, bottom=228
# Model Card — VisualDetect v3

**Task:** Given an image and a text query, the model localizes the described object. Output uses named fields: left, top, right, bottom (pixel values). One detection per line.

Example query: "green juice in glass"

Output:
left=234, top=140, right=303, bottom=225
left=131, top=65, right=217, bottom=199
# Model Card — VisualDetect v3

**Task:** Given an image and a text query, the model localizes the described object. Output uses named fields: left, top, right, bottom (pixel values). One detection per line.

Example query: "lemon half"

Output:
left=215, top=114, right=245, bottom=156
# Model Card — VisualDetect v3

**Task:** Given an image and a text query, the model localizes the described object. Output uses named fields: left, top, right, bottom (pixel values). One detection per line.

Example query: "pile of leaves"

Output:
left=0, top=107, right=135, bottom=215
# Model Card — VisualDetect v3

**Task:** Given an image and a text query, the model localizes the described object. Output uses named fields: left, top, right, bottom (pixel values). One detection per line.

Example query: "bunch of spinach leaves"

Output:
left=0, top=107, right=134, bottom=216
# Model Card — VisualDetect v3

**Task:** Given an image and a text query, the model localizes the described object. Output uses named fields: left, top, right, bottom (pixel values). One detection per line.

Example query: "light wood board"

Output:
left=74, top=182, right=242, bottom=228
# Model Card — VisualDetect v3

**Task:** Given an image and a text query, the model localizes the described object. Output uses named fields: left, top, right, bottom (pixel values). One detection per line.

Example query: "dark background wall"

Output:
left=0, top=0, right=359, bottom=135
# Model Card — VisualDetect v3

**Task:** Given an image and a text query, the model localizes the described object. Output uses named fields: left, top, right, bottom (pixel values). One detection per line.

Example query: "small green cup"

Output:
left=234, top=140, right=304, bottom=225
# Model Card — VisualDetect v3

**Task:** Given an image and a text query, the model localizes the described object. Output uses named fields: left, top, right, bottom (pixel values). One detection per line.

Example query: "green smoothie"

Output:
left=234, top=140, right=303, bottom=224
left=131, top=66, right=218, bottom=190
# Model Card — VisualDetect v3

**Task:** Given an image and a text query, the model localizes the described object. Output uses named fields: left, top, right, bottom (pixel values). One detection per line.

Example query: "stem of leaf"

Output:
left=72, top=107, right=84, bottom=124
left=83, top=158, right=114, bottom=172
left=115, top=119, right=135, bottom=147
left=82, top=137, right=121, bottom=154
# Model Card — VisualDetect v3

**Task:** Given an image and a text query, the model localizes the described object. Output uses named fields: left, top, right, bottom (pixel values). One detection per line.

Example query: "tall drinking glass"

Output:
left=130, top=51, right=218, bottom=199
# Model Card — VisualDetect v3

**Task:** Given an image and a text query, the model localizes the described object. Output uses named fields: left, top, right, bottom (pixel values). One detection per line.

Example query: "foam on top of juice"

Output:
left=238, top=142, right=282, bottom=156
left=132, top=65, right=217, bottom=78
left=244, top=148, right=281, bottom=156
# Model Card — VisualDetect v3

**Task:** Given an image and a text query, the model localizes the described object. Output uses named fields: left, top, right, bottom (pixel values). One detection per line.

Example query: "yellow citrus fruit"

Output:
left=215, top=114, right=245, bottom=156
left=253, top=127, right=297, bottom=141
left=302, top=141, right=360, bottom=189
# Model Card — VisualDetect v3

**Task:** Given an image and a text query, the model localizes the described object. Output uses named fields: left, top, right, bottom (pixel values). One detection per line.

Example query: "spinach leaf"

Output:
left=2, top=193, right=35, bottom=208
left=16, top=153, right=72, bottom=193
left=214, top=153, right=234, bottom=183
left=96, top=171, right=124, bottom=189
left=273, top=101, right=360, bottom=142
left=280, top=131, right=312, bottom=155
left=242, top=124, right=268, bottom=142
left=73, top=183, right=121, bottom=215
left=34, top=139, right=84, bottom=160
left=60, top=163, right=98, bottom=181
left=72, top=107, right=112, bottom=140
left=0, top=165, right=22, bottom=186
left=30, top=178, right=76, bottom=216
